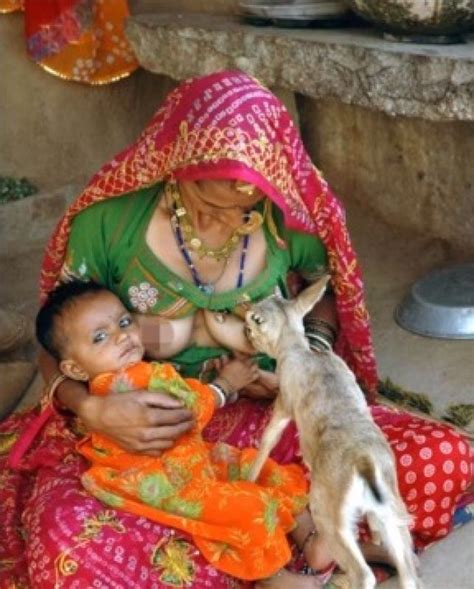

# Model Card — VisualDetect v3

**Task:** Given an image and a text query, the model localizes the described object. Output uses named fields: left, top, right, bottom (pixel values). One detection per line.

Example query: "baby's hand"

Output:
left=218, top=357, right=260, bottom=393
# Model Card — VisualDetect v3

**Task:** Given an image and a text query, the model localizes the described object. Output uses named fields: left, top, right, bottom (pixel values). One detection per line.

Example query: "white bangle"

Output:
left=307, top=332, right=332, bottom=352
left=215, top=376, right=239, bottom=404
left=209, top=383, right=227, bottom=409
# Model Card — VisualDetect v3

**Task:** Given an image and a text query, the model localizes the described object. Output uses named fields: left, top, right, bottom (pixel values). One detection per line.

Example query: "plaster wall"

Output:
left=299, top=98, right=474, bottom=255
left=0, top=13, right=175, bottom=190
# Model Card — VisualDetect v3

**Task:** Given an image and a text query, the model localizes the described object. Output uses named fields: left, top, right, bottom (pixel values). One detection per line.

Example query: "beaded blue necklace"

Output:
left=171, top=202, right=250, bottom=294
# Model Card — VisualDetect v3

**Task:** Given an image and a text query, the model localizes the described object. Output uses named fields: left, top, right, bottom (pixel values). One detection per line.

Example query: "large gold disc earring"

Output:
left=235, top=180, right=256, bottom=197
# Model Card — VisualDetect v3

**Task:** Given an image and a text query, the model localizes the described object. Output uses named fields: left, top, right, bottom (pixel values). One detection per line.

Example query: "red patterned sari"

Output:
left=1, top=71, right=472, bottom=588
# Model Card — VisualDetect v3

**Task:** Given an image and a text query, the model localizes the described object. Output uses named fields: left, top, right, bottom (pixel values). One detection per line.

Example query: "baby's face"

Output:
left=61, top=290, right=144, bottom=380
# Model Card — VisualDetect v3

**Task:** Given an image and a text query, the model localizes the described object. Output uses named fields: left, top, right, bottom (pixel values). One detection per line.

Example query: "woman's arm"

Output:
left=39, top=346, right=90, bottom=414
left=38, top=348, right=195, bottom=455
left=305, top=290, right=339, bottom=348
left=308, top=290, right=338, bottom=329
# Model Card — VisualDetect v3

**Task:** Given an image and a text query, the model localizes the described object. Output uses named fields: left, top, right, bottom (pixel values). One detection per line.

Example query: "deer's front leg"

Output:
left=248, top=401, right=291, bottom=483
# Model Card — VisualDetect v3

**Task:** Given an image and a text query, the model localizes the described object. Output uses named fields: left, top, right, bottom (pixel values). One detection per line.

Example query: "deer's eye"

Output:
left=251, top=313, right=264, bottom=325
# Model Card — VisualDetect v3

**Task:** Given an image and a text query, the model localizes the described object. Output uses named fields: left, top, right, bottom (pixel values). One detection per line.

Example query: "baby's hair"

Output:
left=36, top=280, right=109, bottom=360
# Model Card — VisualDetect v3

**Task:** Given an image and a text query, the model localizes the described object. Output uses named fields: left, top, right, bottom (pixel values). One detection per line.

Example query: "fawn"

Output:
left=245, top=277, right=422, bottom=589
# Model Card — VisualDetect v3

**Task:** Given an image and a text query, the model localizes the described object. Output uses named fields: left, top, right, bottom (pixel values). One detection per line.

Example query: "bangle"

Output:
left=41, top=372, right=68, bottom=411
left=214, top=376, right=239, bottom=404
left=304, top=317, right=337, bottom=341
left=209, top=383, right=227, bottom=409
left=306, top=330, right=333, bottom=352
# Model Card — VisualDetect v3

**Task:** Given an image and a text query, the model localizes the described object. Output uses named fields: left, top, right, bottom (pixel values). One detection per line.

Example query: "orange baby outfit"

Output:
left=77, top=362, right=308, bottom=580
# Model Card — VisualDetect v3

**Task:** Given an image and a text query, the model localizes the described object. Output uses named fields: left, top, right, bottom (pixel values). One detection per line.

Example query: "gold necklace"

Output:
left=166, top=181, right=264, bottom=261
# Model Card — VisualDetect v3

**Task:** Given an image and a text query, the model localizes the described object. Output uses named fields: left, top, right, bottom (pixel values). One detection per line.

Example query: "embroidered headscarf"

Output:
left=40, top=70, right=378, bottom=397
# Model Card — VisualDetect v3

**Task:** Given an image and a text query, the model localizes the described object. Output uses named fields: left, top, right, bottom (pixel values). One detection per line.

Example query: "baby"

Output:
left=35, top=279, right=258, bottom=413
left=35, top=280, right=328, bottom=583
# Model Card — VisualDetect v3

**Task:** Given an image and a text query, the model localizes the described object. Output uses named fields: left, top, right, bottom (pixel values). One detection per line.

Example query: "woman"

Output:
left=1, top=71, right=472, bottom=588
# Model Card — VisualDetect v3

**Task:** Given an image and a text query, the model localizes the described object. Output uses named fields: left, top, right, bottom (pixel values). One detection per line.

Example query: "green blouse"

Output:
left=63, top=183, right=327, bottom=375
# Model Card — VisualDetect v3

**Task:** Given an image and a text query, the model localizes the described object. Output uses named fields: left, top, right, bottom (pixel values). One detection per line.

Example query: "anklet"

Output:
left=300, top=528, right=318, bottom=556
left=300, top=529, right=337, bottom=578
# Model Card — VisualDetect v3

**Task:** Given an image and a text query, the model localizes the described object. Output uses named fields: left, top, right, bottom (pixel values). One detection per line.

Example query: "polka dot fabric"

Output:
left=369, top=405, right=473, bottom=550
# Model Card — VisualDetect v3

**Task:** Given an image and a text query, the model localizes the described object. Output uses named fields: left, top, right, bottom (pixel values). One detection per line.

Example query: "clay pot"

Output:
left=346, top=0, right=474, bottom=40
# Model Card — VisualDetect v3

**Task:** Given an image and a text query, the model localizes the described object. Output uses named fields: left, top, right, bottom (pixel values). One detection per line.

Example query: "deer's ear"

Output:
left=294, top=275, right=330, bottom=317
left=272, top=285, right=283, bottom=299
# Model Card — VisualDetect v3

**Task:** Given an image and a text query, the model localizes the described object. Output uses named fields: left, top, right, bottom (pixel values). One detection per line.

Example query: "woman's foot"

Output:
left=292, top=510, right=334, bottom=572
left=255, top=568, right=325, bottom=589
left=301, top=529, right=334, bottom=572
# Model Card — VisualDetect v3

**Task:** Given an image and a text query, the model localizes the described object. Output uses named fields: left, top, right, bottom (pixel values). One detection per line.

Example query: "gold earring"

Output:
left=235, top=180, right=256, bottom=197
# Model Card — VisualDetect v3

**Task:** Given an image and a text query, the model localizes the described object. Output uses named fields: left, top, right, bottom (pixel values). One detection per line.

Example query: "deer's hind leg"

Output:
left=248, top=400, right=290, bottom=483
left=311, top=482, right=376, bottom=589
left=368, top=500, right=422, bottom=589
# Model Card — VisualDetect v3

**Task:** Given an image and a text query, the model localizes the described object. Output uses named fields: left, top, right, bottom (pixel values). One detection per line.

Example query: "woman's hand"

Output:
left=79, top=391, right=194, bottom=456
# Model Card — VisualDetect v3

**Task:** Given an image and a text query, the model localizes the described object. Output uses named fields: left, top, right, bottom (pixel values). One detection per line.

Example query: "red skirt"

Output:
left=1, top=399, right=472, bottom=588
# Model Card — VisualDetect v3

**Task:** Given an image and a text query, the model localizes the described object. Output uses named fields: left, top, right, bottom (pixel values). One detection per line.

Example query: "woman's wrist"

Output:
left=304, top=317, right=337, bottom=352
left=210, top=377, right=239, bottom=407
left=55, top=377, right=90, bottom=417
left=209, top=382, right=227, bottom=408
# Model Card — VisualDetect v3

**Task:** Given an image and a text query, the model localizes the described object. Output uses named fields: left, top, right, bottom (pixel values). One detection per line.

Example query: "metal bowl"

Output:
left=395, top=263, right=474, bottom=339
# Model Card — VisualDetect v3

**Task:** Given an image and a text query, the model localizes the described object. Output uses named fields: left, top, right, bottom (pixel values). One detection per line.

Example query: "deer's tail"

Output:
left=356, top=456, right=384, bottom=503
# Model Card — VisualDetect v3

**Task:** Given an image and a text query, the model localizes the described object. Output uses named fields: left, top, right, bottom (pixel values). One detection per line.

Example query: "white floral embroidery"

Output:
left=129, top=282, right=159, bottom=312
left=78, top=260, right=88, bottom=277
left=59, top=258, right=88, bottom=282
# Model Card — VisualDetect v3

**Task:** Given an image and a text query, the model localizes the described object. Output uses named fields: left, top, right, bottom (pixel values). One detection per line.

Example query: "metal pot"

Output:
left=346, top=0, right=474, bottom=41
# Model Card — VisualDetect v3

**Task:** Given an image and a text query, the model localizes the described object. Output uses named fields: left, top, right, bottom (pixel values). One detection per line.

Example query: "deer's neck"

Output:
left=275, top=330, right=310, bottom=364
